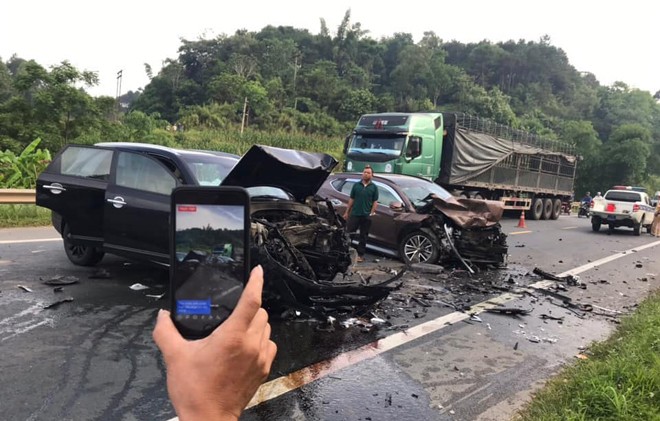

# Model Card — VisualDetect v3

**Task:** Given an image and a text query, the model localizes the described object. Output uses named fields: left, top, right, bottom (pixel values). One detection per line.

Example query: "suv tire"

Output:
left=63, top=224, right=105, bottom=266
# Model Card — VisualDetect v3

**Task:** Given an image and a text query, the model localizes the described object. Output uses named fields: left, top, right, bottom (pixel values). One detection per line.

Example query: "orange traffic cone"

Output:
left=517, top=210, right=527, bottom=228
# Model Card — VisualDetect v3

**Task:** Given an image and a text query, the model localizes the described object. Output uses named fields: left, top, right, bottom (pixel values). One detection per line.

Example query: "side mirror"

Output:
left=389, top=201, right=404, bottom=212
left=406, top=137, right=421, bottom=159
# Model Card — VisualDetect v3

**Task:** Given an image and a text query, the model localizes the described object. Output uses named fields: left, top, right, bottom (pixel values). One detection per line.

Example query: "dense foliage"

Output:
left=1, top=11, right=659, bottom=194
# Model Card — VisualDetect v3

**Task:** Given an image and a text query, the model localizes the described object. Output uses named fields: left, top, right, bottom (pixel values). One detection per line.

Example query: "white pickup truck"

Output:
left=590, top=188, right=655, bottom=235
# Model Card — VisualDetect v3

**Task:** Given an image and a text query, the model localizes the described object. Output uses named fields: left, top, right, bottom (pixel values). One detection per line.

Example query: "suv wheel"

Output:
left=633, top=222, right=642, bottom=236
left=63, top=224, right=105, bottom=266
left=591, top=217, right=601, bottom=232
left=399, top=229, right=440, bottom=264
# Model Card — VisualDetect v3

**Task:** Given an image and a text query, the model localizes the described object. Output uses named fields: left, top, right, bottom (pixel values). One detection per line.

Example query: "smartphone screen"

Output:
left=170, top=187, right=250, bottom=339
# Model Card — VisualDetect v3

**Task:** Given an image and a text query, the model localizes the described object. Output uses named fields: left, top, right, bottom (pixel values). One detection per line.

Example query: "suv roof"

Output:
left=94, top=142, right=238, bottom=158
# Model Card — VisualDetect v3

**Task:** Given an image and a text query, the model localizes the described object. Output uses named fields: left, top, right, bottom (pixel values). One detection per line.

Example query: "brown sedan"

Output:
left=318, top=173, right=508, bottom=266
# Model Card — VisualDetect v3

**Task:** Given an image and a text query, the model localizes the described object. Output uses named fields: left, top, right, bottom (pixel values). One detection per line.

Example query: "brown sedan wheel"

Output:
left=399, top=228, right=440, bottom=264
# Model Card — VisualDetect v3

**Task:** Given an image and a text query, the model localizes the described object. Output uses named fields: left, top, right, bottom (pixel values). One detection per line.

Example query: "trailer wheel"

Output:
left=542, top=198, right=553, bottom=220
left=529, top=198, right=543, bottom=220
left=551, top=198, right=562, bottom=220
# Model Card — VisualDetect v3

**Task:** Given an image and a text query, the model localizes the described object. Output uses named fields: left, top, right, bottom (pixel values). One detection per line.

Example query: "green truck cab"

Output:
left=343, top=112, right=578, bottom=221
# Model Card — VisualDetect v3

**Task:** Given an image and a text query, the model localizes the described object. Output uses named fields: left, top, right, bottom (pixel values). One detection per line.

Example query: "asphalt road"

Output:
left=1, top=215, right=659, bottom=421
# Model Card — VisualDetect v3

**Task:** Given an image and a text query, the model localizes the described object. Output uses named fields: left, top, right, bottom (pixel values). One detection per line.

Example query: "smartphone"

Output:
left=170, top=186, right=251, bottom=339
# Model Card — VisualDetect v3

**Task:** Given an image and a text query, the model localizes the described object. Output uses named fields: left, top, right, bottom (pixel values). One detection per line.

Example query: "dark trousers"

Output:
left=346, top=215, right=371, bottom=256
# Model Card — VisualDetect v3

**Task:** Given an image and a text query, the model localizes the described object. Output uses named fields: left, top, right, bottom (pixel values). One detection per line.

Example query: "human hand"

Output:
left=342, top=212, right=349, bottom=220
left=153, top=265, right=277, bottom=421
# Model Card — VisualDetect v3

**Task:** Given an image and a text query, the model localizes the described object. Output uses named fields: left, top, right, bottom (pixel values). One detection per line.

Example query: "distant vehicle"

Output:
left=318, top=173, right=508, bottom=266
left=590, top=186, right=655, bottom=235
left=213, top=243, right=234, bottom=259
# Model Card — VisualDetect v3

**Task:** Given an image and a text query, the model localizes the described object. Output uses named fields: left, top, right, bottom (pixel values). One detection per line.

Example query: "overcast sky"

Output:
left=176, top=204, right=244, bottom=231
left=2, top=0, right=657, bottom=97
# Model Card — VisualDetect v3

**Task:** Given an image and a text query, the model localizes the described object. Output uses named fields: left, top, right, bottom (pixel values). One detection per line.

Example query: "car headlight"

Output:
left=384, top=163, right=392, bottom=173
left=346, top=161, right=353, bottom=171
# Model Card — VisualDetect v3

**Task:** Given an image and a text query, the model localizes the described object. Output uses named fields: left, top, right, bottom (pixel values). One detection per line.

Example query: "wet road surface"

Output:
left=1, top=217, right=659, bottom=420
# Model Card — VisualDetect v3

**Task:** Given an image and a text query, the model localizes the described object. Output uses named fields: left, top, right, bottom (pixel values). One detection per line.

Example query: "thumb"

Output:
left=153, top=309, right=185, bottom=358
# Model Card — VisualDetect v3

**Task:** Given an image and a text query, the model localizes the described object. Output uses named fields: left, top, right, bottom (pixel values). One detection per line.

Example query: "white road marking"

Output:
left=160, top=237, right=660, bottom=420
left=0, top=238, right=62, bottom=245
left=561, top=226, right=578, bottom=230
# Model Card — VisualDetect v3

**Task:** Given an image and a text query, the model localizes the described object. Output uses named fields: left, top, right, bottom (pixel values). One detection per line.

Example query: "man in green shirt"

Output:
left=342, top=166, right=379, bottom=263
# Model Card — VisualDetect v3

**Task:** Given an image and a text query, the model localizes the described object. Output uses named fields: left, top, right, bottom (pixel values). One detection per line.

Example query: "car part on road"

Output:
left=43, top=297, right=74, bottom=309
left=17, top=285, right=33, bottom=292
left=42, top=276, right=79, bottom=286
left=532, top=267, right=581, bottom=286
left=484, top=307, right=532, bottom=316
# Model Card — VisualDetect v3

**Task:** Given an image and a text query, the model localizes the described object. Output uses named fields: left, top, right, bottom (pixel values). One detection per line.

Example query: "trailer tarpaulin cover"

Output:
left=441, top=127, right=576, bottom=185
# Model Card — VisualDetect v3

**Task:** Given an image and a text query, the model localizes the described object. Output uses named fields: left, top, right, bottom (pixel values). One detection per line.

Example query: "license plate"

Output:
left=607, top=215, right=616, bottom=221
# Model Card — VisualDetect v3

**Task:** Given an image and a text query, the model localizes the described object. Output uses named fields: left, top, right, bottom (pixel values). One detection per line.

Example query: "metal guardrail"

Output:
left=0, top=189, right=36, bottom=204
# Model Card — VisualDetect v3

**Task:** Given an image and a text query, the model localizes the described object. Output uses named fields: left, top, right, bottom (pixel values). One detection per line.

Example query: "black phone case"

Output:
left=169, top=186, right=251, bottom=339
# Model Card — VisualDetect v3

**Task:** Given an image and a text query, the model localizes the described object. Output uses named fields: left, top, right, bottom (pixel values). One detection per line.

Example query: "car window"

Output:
left=60, top=146, right=112, bottom=180
left=604, top=191, right=642, bottom=203
left=340, top=180, right=357, bottom=195
left=330, top=179, right=345, bottom=191
left=116, top=152, right=176, bottom=195
left=374, top=182, right=401, bottom=205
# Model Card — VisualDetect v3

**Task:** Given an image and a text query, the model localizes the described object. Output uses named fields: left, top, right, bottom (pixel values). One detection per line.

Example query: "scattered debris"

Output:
left=53, top=287, right=63, bottom=293
left=17, top=285, right=33, bottom=292
left=540, top=314, right=564, bottom=321
left=145, top=293, right=166, bottom=300
left=528, top=336, right=541, bottom=343
left=533, top=267, right=581, bottom=286
left=43, top=297, right=74, bottom=309
left=484, top=307, right=532, bottom=316
left=89, top=269, right=112, bottom=279
left=513, top=341, right=519, bottom=350
left=129, top=283, right=150, bottom=291
left=470, top=315, right=483, bottom=323
left=575, top=354, right=589, bottom=360
left=42, top=276, right=79, bottom=286
left=410, top=263, right=445, bottom=274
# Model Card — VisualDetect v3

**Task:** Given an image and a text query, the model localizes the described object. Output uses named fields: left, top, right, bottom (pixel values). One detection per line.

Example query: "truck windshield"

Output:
left=347, top=134, right=406, bottom=157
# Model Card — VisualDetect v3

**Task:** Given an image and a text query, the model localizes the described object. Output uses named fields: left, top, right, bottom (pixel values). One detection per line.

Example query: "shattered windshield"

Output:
left=182, top=156, right=237, bottom=186
left=395, top=177, right=452, bottom=206
left=347, top=134, right=406, bottom=157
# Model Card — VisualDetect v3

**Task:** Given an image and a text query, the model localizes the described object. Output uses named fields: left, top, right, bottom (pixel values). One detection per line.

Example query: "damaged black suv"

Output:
left=36, top=143, right=399, bottom=310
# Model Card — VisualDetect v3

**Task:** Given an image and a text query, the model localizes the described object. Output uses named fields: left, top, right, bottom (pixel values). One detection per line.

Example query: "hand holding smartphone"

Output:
left=170, top=186, right=251, bottom=339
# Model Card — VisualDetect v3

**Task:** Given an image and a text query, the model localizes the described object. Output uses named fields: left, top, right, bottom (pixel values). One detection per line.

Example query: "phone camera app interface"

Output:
left=173, top=204, right=245, bottom=328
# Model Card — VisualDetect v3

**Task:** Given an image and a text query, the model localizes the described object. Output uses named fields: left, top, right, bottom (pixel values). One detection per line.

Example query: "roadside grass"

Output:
left=0, top=205, right=51, bottom=228
left=515, top=291, right=660, bottom=421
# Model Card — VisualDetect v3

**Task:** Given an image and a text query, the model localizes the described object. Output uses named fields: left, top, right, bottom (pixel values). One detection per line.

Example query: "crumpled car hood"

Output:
left=221, top=145, right=338, bottom=202
left=394, top=195, right=504, bottom=228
